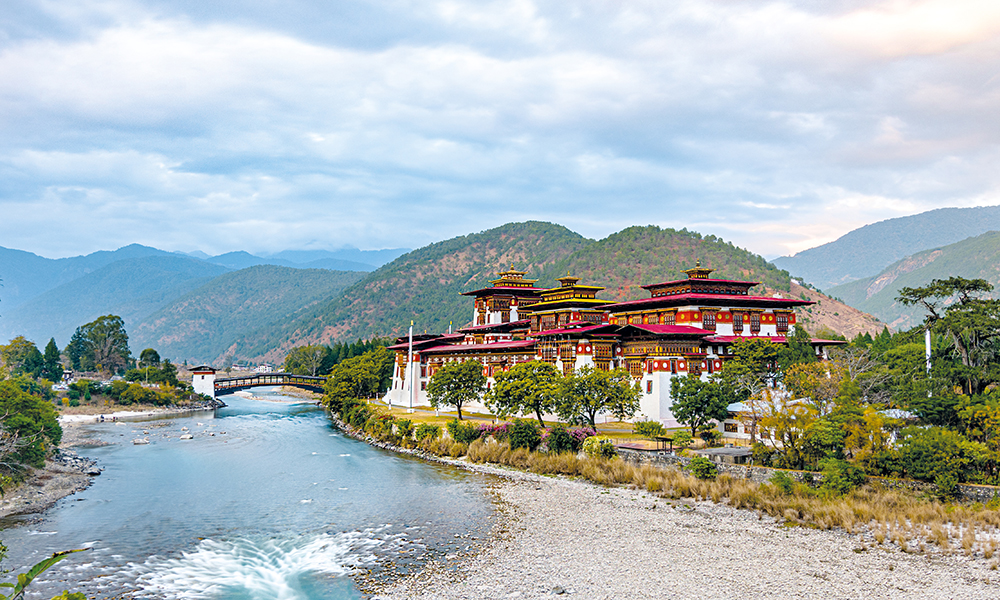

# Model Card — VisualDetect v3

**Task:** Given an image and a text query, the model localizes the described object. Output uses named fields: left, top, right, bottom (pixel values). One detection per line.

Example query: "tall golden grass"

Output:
left=460, top=438, right=1000, bottom=559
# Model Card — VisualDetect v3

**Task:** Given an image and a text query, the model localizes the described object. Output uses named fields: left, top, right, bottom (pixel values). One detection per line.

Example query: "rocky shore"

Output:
left=331, top=420, right=1000, bottom=600
left=0, top=450, right=100, bottom=521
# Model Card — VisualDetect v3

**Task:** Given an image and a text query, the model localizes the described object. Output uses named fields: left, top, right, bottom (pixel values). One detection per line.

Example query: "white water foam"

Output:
left=129, top=532, right=379, bottom=600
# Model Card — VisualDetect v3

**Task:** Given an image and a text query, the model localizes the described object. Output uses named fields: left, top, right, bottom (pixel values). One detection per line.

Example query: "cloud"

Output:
left=0, top=0, right=999, bottom=260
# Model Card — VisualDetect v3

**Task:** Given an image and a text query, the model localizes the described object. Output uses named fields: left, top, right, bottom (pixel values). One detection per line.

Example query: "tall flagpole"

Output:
left=407, top=320, right=414, bottom=411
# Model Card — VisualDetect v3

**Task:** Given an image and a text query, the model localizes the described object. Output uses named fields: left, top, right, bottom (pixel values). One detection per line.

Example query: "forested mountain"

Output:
left=205, top=251, right=375, bottom=272
left=130, top=265, right=365, bottom=364
left=772, top=206, right=1000, bottom=289
left=0, top=255, right=228, bottom=345
left=238, top=222, right=591, bottom=361
left=238, top=222, right=883, bottom=364
left=827, top=231, right=1000, bottom=331
left=0, top=243, right=175, bottom=310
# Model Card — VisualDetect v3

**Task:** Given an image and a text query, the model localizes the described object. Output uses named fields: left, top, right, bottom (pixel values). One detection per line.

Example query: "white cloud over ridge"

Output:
left=0, top=0, right=999, bottom=259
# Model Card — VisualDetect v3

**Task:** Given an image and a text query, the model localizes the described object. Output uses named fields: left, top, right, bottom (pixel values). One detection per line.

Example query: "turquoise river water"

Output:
left=0, top=389, right=496, bottom=599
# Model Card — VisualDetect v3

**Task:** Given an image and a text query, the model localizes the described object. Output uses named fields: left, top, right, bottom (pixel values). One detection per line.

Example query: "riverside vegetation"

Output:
left=323, top=295, right=1000, bottom=564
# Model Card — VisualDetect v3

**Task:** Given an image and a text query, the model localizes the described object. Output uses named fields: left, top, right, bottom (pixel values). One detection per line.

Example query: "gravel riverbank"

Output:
left=374, top=473, right=999, bottom=599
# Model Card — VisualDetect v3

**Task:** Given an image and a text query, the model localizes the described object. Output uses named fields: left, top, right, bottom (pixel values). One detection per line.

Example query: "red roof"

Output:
left=531, top=324, right=617, bottom=337
left=420, top=340, right=536, bottom=355
left=457, top=319, right=530, bottom=333
left=642, top=278, right=759, bottom=289
left=603, top=293, right=813, bottom=311
left=704, top=335, right=848, bottom=345
left=387, top=333, right=465, bottom=351
left=617, top=324, right=714, bottom=337
left=461, top=286, right=542, bottom=296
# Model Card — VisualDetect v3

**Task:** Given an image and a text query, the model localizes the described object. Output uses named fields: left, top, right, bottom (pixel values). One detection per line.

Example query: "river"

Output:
left=0, top=389, right=496, bottom=599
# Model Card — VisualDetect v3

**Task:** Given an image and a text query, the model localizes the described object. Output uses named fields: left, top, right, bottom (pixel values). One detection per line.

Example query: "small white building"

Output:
left=191, top=365, right=217, bottom=397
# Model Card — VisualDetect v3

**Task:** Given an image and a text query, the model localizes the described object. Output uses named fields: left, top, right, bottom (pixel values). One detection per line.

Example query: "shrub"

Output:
left=447, top=418, right=481, bottom=444
left=569, top=426, right=596, bottom=450
left=770, top=471, right=795, bottom=495
left=546, top=425, right=574, bottom=453
left=582, top=436, right=617, bottom=459
left=509, top=419, right=541, bottom=450
left=672, top=430, right=693, bottom=449
left=396, top=419, right=414, bottom=440
left=449, top=441, right=468, bottom=458
left=819, top=458, right=866, bottom=494
left=633, top=419, right=665, bottom=439
left=751, top=442, right=773, bottom=466
left=687, top=456, right=718, bottom=479
left=415, top=423, right=441, bottom=441
left=935, top=472, right=960, bottom=501
left=476, top=422, right=509, bottom=440
left=699, top=428, right=722, bottom=447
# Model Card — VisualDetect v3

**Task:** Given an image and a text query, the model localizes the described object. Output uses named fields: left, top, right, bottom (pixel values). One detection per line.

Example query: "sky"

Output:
left=2, top=1, right=1000, bottom=260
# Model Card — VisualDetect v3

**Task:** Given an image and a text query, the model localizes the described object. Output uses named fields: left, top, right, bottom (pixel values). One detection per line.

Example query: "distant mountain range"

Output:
left=826, top=231, right=1000, bottom=331
left=772, top=206, right=1000, bottom=290
left=0, top=225, right=883, bottom=366
left=0, top=243, right=407, bottom=351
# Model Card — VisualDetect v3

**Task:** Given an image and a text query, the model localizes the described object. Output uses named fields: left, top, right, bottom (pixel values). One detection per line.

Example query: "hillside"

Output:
left=205, top=251, right=375, bottom=272
left=0, top=255, right=229, bottom=346
left=826, top=231, right=1000, bottom=331
left=239, top=222, right=879, bottom=364
left=0, top=243, right=176, bottom=311
left=772, top=206, right=1000, bottom=289
left=130, top=265, right=365, bottom=364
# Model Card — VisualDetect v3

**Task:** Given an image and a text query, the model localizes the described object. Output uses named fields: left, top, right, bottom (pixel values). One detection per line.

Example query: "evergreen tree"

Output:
left=42, top=338, right=63, bottom=382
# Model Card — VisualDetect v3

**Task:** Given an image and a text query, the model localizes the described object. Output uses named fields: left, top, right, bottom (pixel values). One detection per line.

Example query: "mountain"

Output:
left=826, top=231, right=1000, bottom=331
left=206, top=251, right=375, bottom=272
left=0, top=243, right=175, bottom=310
left=130, top=265, right=366, bottom=364
left=772, top=205, right=1000, bottom=289
left=233, top=222, right=885, bottom=363
left=268, top=248, right=410, bottom=268
left=0, top=255, right=229, bottom=345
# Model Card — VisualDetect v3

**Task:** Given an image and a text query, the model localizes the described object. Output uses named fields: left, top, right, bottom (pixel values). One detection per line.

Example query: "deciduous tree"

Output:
left=556, top=366, right=640, bottom=428
left=426, top=360, right=486, bottom=420
left=669, top=375, right=734, bottom=437
left=486, top=361, right=560, bottom=426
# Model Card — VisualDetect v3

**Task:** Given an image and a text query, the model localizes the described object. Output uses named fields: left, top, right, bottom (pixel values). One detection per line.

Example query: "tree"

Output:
left=898, top=276, right=1000, bottom=395
left=718, top=338, right=778, bottom=442
left=669, top=375, right=734, bottom=437
left=426, top=360, right=486, bottom=420
left=777, top=326, right=817, bottom=371
left=556, top=366, right=641, bottom=428
left=323, top=347, right=395, bottom=412
left=0, top=379, right=61, bottom=470
left=65, top=328, right=87, bottom=371
left=42, top=338, right=63, bottom=383
left=284, top=344, right=332, bottom=376
left=0, top=336, right=39, bottom=375
left=486, top=360, right=560, bottom=426
left=76, top=315, right=131, bottom=376
left=139, top=348, right=161, bottom=368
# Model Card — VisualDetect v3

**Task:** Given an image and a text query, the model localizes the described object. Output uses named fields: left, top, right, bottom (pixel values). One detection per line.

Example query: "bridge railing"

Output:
left=214, top=372, right=327, bottom=393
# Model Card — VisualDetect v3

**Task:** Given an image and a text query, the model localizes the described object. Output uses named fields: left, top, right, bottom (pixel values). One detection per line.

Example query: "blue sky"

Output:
left=2, top=0, right=999, bottom=259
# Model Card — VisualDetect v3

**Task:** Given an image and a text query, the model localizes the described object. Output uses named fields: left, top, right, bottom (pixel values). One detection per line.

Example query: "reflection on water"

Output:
left=2, top=390, right=494, bottom=599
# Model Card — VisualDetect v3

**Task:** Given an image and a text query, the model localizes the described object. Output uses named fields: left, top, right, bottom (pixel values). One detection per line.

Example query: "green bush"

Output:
left=546, top=425, right=574, bottom=453
left=633, top=419, right=664, bottom=439
left=819, top=458, right=866, bottom=494
left=509, top=419, right=541, bottom=450
left=699, top=428, right=721, bottom=447
left=447, top=419, right=481, bottom=444
left=581, top=436, right=617, bottom=458
left=934, top=472, right=960, bottom=501
left=672, top=430, right=693, bottom=449
left=751, top=442, right=773, bottom=466
left=415, top=423, right=441, bottom=441
left=770, top=471, right=795, bottom=495
left=396, top=419, right=414, bottom=440
left=687, top=456, right=718, bottom=479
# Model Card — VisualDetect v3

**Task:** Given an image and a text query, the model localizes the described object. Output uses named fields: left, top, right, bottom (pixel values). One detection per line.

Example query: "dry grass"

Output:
left=461, top=438, right=1000, bottom=560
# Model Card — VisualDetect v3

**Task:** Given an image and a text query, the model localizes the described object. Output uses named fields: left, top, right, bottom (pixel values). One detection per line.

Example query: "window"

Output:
left=670, top=359, right=677, bottom=374
left=702, top=311, right=716, bottom=331
left=750, top=313, right=761, bottom=334
left=664, top=313, right=676, bottom=325
left=724, top=422, right=738, bottom=433
left=420, top=382, right=426, bottom=391
left=646, top=380, right=653, bottom=394
left=733, top=313, right=743, bottom=332
left=776, top=314, right=789, bottom=333
left=420, top=366, right=427, bottom=378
